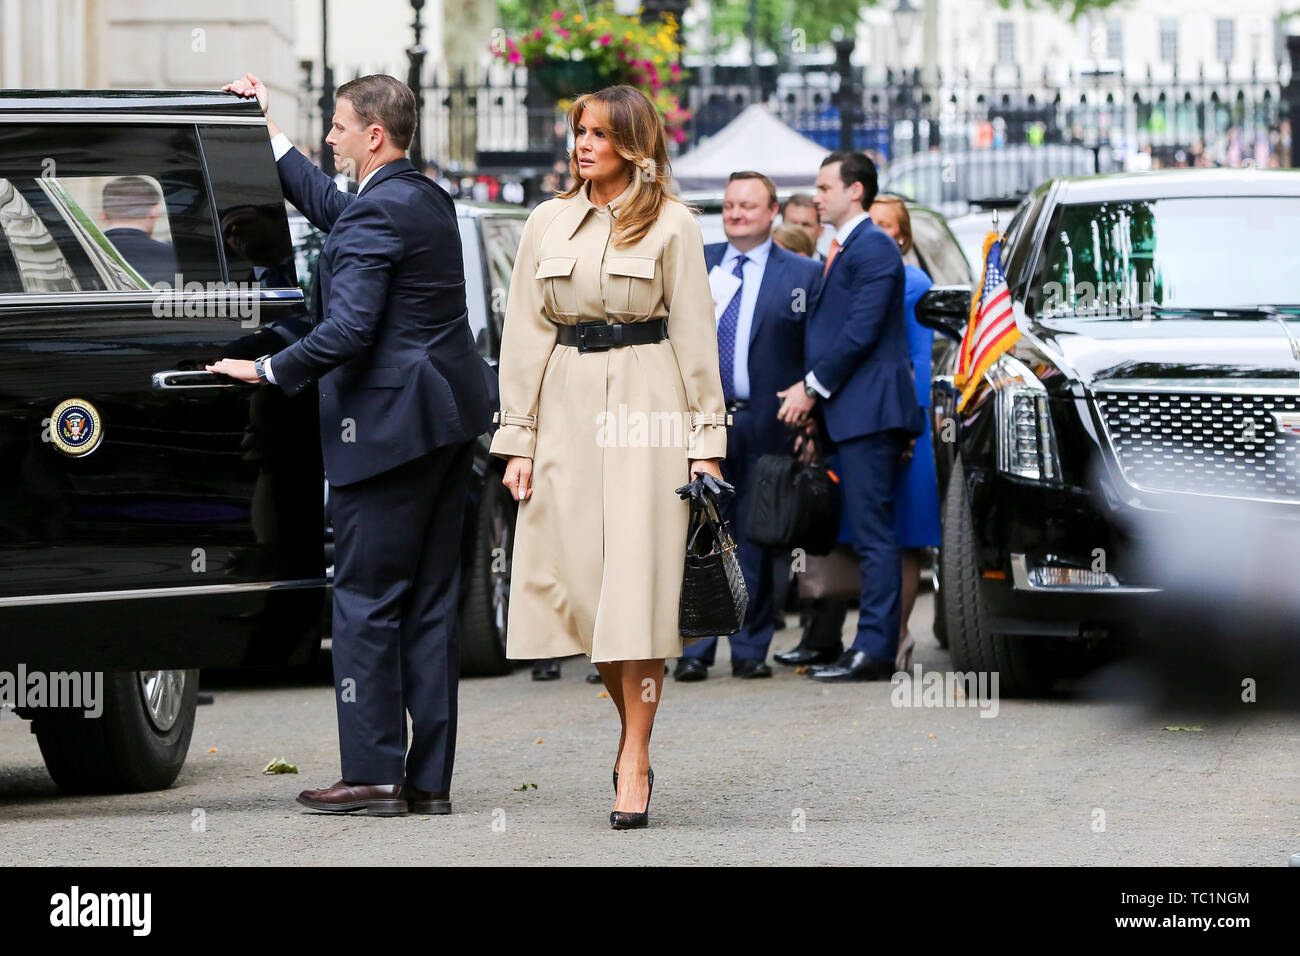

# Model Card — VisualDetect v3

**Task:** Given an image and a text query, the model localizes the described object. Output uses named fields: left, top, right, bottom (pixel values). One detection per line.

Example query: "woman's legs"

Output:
left=613, top=658, right=663, bottom=812
left=899, top=547, right=924, bottom=638
left=594, top=661, right=627, bottom=774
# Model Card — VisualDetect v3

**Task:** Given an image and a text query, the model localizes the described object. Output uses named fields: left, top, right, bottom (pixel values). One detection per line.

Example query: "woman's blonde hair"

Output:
left=771, top=224, right=816, bottom=257
left=557, top=85, right=687, bottom=247
left=869, top=194, right=914, bottom=255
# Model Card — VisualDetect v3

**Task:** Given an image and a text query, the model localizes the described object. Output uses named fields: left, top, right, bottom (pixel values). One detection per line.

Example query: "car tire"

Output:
left=931, top=546, right=949, bottom=648
left=941, top=457, right=1054, bottom=696
left=32, top=669, right=198, bottom=794
left=459, top=472, right=515, bottom=677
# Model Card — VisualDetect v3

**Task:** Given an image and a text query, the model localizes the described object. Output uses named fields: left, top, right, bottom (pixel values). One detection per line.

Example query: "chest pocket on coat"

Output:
left=604, top=255, right=657, bottom=318
left=535, top=256, right=578, bottom=317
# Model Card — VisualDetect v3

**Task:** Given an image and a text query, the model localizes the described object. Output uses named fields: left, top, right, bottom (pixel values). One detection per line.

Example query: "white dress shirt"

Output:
left=804, top=210, right=872, bottom=399
left=261, top=134, right=396, bottom=385
left=717, top=237, right=772, bottom=401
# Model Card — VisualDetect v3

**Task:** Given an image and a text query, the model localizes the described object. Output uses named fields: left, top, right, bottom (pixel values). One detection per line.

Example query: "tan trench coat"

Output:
left=488, top=179, right=728, bottom=662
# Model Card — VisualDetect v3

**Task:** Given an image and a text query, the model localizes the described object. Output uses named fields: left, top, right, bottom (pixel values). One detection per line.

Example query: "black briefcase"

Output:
left=745, top=452, right=842, bottom=557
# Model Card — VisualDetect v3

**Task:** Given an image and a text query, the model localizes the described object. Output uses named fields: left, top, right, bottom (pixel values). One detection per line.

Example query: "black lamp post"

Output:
left=407, top=0, right=428, bottom=169
left=319, top=0, right=335, bottom=175
left=1287, top=35, right=1300, bottom=167
left=834, top=37, right=858, bottom=152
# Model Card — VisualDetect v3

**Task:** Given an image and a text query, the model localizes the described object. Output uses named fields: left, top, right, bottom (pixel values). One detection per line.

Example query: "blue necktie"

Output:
left=717, top=254, right=747, bottom=402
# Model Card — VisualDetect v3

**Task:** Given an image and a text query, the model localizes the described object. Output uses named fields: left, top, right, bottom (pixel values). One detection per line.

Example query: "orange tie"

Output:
left=822, top=238, right=840, bottom=276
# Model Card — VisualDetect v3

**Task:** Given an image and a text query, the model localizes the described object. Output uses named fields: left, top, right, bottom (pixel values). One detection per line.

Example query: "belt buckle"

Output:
left=575, top=322, right=613, bottom=353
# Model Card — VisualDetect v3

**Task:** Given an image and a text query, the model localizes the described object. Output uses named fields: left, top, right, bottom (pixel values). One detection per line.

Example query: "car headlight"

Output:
left=987, top=354, right=1062, bottom=483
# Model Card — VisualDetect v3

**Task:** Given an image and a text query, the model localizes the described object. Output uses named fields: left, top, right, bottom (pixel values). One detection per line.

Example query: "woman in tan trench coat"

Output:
left=488, top=85, right=728, bottom=829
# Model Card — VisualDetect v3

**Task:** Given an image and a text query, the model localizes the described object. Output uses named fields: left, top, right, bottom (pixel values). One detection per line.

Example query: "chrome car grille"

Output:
left=1094, top=390, right=1300, bottom=502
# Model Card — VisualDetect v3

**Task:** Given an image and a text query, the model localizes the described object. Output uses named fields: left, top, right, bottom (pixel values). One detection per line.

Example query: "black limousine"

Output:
left=0, top=90, right=516, bottom=793
left=919, top=169, right=1300, bottom=696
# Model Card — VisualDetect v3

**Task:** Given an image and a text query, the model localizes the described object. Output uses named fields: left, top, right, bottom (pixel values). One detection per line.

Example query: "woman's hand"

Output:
left=503, top=456, right=533, bottom=501
left=689, top=459, right=723, bottom=482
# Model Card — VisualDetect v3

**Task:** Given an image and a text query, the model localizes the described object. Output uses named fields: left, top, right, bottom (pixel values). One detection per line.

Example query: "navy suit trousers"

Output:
left=327, top=439, right=474, bottom=792
left=836, top=429, right=908, bottom=662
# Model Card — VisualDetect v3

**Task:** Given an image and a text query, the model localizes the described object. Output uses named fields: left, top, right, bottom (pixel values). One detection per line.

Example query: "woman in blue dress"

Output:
left=869, top=197, right=938, bottom=672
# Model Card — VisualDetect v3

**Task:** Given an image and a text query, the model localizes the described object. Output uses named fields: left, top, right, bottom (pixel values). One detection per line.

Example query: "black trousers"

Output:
left=327, top=440, right=474, bottom=792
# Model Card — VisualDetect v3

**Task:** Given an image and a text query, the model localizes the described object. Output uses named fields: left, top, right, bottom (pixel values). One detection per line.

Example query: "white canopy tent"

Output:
left=670, top=104, right=829, bottom=191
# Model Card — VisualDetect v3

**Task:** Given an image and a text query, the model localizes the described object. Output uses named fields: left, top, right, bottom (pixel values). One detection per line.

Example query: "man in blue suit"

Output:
left=775, top=151, right=923, bottom=681
left=210, top=73, right=492, bottom=813
left=672, top=171, right=822, bottom=682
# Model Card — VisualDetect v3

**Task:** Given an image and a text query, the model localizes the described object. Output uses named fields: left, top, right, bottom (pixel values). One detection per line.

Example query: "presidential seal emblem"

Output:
left=50, top=398, right=103, bottom=457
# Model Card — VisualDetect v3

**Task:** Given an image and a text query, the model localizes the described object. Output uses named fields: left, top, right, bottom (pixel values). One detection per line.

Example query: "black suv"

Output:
left=0, top=91, right=516, bottom=794
left=919, top=169, right=1300, bottom=695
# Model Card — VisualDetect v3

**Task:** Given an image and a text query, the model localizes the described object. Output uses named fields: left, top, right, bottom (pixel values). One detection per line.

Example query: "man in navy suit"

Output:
left=672, top=171, right=822, bottom=682
left=775, top=151, right=923, bottom=681
left=210, top=73, right=492, bottom=814
left=99, top=176, right=178, bottom=287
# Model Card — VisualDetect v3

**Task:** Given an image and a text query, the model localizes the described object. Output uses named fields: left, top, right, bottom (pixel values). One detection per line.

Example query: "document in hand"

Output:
left=707, top=265, right=742, bottom=321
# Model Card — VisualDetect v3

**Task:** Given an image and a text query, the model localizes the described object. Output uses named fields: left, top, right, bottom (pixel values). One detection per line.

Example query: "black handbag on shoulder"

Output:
left=745, top=438, right=843, bottom=557
left=675, top=474, right=749, bottom=638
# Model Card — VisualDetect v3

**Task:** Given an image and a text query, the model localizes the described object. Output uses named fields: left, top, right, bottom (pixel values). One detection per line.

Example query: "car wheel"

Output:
left=459, top=472, right=515, bottom=677
left=32, top=668, right=198, bottom=794
left=941, top=457, right=1054, bottom=696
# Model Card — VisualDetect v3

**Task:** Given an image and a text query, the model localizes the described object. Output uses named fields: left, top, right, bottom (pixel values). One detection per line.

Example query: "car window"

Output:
left=479, top=215, right=526, bottom=355
left=907, top=208, right=972, bottom=285
left=0, top=178, right=79, bottom=293
left=0, top=124, right=221, bottom=295
left=201, top=126, right=299, bottom=289
left=1001, top=192, right=1046, bottom=289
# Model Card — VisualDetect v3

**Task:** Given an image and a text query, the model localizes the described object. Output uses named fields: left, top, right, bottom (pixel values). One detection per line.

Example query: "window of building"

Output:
left=1159, top=19, right=1178, bottom=64
left=997, top=22, right=1015, bottom=63
left=1106, top=19, right=1123, bottom=61
left=1216, top=18, right=1235, bottom=64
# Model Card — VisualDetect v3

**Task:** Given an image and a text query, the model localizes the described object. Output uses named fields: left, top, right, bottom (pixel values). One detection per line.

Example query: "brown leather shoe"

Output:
left=406, top=788, right=452, bottom=815
left=296, top=780, right=408, bottom=816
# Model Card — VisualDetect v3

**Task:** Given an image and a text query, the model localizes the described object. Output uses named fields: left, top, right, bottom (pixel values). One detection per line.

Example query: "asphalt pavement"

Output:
left=1, top=593, right=1298, bottom=866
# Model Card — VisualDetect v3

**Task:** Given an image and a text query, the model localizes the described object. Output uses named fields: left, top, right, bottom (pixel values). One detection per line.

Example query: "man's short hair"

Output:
left=102, top=176, right=163, bottom=220
left=726, top=170, right=778, bottom=207
left=821, top=151, right=878, bottom=210
left=337, top=74, right=418, bottom=151
left=780, top=193, right=818, bottom=219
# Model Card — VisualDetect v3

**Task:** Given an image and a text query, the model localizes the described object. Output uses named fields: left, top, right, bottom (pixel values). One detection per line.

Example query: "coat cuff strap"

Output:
left=493, top=411, right=537, bottom=429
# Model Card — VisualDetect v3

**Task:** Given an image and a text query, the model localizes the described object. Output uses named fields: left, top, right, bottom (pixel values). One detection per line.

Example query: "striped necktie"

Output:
left=716, top=254, right=747, bottom=402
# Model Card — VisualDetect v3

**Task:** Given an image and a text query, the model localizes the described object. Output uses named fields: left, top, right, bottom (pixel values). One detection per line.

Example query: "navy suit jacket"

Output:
left=270, top=150, right=493, bottom=487
left=705, top=240, right=822, bottom=457
left=105, top=227, right=177, bottom=287
left=805, top=217, right=924, bottom=442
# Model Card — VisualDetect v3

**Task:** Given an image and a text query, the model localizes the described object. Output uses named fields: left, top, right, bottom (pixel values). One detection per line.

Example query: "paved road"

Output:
left=2, top=593, right=1298, bottom=866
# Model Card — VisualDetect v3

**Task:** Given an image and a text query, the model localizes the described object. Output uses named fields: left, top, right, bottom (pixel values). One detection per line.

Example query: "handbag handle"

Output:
left=678, top=473, right=731, bottom=556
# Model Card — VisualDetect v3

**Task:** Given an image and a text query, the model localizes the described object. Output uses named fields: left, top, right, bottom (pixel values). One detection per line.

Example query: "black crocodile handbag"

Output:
left=676, top=476, right=749, bottom=638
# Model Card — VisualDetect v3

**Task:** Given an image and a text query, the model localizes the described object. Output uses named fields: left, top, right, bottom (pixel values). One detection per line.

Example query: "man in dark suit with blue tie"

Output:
left=210, top=73, right=492, bottom=814
left=672, top=171, right=822, bottom=682
left=775, top=151, right=924, bottom=681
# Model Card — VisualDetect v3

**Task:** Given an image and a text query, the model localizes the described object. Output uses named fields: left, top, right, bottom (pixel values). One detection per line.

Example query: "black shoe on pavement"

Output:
left=731, top=658, right=773, bottom=679
left=673, top=658, right=709, bottom=682
left=774, top=645, right=842, bottom=667
left=531, top=659, right=561, bottom=681
left=807, top=650, right=895, bottom=682
left=585, top=668, right=603, bottom=684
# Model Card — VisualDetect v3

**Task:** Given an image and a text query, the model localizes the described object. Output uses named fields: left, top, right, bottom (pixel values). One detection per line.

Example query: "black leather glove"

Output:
left=674, top=473, right=736, bottom=503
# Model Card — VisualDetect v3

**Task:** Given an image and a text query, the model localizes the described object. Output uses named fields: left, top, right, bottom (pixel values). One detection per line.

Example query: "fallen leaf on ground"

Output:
left=207, top=748, right=218, bottom=754
left=596, top=691, right=609, bottom=699
left=513, top=782, right=538, bottom=791
left=1162, top=725, right=1204, bottom=732
left=534, top=738, right=543, bottom=744
left=262, top=757, right=298, bottom=774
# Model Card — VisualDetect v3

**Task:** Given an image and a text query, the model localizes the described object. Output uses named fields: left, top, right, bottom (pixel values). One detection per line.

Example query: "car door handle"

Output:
left=151, top=370, right=237, bottom=389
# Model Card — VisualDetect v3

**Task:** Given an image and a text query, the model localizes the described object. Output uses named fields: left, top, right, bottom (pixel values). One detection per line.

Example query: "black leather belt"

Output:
left=556, top=318, right=668, bottom=352
left=725, top=399, right=750, bottom=413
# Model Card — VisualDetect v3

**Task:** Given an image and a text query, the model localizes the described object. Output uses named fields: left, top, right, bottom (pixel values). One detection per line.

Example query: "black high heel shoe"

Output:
left=609, top=767, right=653, bottom=830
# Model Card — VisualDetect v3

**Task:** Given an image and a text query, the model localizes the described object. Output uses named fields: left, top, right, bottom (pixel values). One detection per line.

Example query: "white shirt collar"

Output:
left=359, top=160, right=398, bottom=194
left=722, top=236, right=773, bottom=267
left=834, top=210, right=871, bottom=246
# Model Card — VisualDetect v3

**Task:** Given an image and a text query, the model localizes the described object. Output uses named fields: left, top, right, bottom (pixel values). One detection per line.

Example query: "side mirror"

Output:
left=916, top=285, right=971, bottom=342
